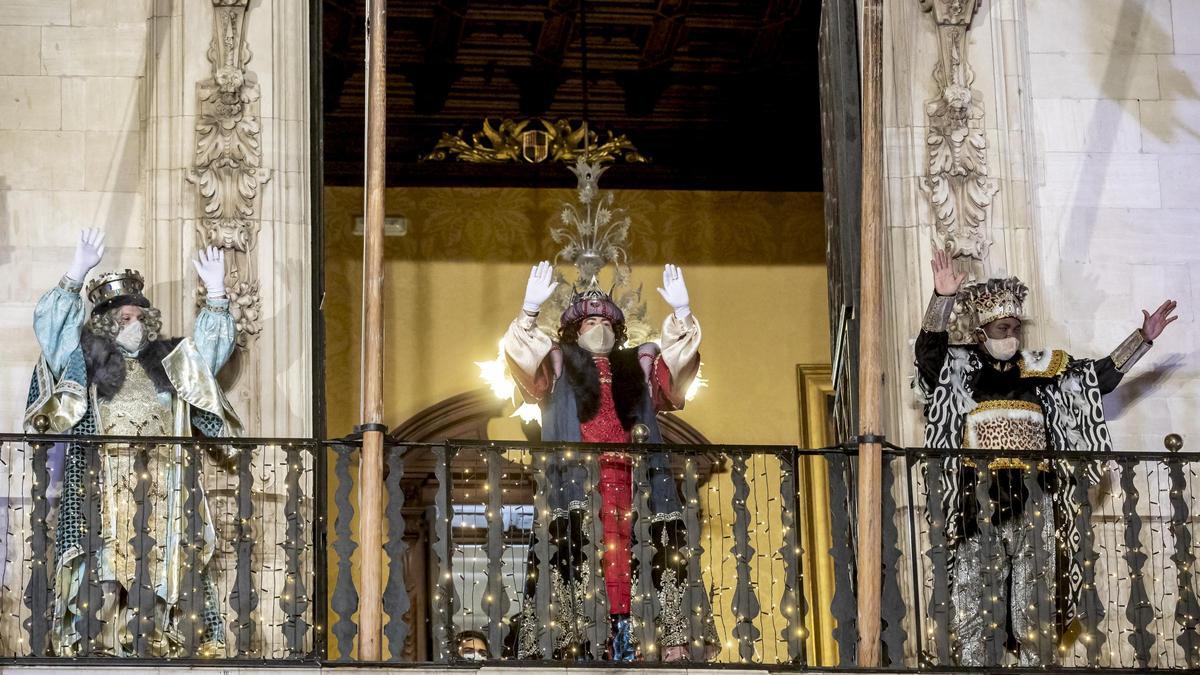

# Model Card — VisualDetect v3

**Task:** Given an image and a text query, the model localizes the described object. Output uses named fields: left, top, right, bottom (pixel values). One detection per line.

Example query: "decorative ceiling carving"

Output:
left=422, top=117, right=648, bottom=164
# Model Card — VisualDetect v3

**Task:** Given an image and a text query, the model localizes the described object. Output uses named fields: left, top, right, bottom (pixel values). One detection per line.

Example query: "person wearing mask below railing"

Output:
left=25, top=228, right=244, bottom=657
left=502, top=261, right=718, bottom=662
left=914, top=248, right=1179, bottom=667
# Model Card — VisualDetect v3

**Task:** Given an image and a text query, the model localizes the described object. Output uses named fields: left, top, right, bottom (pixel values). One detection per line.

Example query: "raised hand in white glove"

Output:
left=522, top=260, right=559, bottom=314
left=656, top=263, right=691, bottom=319
left=192, top=246, right=227, bottom=299
left=67, top=228, right=106, bottom=283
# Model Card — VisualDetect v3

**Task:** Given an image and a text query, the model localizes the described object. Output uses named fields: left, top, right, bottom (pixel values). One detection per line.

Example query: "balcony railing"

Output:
left=1, top=433, right=1198, bottom=670
left=0, top=434, right=319, bottom=662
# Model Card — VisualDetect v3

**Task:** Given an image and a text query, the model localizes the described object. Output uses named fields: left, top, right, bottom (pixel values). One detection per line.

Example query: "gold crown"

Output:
left=961, top=277, right=1028, bottom=327
left=86, top=269, right=146, bottom=306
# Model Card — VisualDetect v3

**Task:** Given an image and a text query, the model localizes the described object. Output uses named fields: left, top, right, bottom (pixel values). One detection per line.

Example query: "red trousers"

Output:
left=598, top=453, right=633, bottom=613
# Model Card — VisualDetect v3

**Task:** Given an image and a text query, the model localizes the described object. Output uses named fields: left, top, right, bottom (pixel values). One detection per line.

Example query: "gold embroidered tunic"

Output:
left=95, top=357, right=178, bottom=598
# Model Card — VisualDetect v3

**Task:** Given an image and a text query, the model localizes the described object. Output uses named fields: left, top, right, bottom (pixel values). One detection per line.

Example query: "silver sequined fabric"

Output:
left=951, top=490, right=1055, bottom=666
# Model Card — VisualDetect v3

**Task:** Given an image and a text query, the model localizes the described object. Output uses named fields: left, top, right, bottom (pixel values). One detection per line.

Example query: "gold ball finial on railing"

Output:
left=32, top=415, right=50, bottom=434
left=631, top=423, right=650, bottom=445
left=1164, top=433, right=1184, bottom=452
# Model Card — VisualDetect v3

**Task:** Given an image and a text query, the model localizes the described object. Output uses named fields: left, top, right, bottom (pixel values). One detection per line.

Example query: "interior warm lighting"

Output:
left=475, top=339, right=516, bottom=401
left=686, top=362, right=708, bottom=402
left=511, top=403, right=542, bottom=424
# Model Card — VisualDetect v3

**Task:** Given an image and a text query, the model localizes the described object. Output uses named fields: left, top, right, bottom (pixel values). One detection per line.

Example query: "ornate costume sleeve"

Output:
left=191, top=298, right=236, bottom=375
left=915, top=293, right=954, bottom=390
left=1091, top=357, right=1125, bottom=395
left=915, top=330, right=950, bottom=392
left=1095, top=328, right=1152, bottom=395
left=655, top=312, right=701, bottom=409
left=502, top=311, right=557, bottom=402
left=33, top=278, right=85, bottom=377
left=26, top=279, right=88, bottom=432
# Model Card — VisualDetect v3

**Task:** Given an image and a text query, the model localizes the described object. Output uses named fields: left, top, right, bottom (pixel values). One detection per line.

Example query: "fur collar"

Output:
left=80, top=332, right=183, bottom=400
left=560, top=342, right=647, bottom=429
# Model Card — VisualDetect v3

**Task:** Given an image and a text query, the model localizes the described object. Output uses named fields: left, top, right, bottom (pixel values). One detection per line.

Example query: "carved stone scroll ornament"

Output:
left=918, top=0, right=998, bottom=262
left=188, top=0, right=268, bottom=346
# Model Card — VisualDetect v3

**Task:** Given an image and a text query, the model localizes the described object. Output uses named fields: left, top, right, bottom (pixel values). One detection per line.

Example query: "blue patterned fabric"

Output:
left=33, top=286, right=84, bottom=378
left=193, top=299, right=236, bottom=375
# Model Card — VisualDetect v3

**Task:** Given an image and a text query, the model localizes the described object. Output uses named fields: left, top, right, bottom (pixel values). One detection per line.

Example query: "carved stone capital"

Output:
left=919, top=0, right=981, bottom=26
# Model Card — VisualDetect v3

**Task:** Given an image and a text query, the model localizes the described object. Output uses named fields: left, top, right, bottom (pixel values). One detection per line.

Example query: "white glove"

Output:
left=522, top=260, right=559, bottom=314
left=192, top=246, right=227, bottom=299
left=66, top=228, right=106, bottom=283
left=656, top=263, right=691, bottom=319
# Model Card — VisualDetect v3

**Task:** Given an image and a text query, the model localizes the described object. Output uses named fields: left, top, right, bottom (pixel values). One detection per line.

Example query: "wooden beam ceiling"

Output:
left=322, top=0, right=823, bottom=190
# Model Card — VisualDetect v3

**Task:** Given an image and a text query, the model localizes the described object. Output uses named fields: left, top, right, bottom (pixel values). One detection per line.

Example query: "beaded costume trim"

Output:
left=1018, top=350, right=1068, bottom=378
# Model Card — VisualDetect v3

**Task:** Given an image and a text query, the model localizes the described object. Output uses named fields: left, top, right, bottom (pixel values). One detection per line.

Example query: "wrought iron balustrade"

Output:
left=882, top=446, right=1200, bottom=670
left=0, top=433, right=319, bottom=662
left=326, top=439, right=835, bottom=665
left=5, top=432, right=1198, bottom=671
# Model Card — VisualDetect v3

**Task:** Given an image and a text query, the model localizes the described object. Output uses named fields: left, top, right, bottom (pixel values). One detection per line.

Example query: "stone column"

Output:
left=142, top=0, right=314, bottom=657
left=145, top=0, right=312, bottom=437
left=874, top=1, right=1044, bottom=664
left=878, top=0, right=1042, bottom=445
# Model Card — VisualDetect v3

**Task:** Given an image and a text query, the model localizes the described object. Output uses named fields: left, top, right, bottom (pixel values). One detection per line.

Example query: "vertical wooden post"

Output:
left=358, top=0, right=387, bottom=661
left=855, top=0, right=884, bottom=667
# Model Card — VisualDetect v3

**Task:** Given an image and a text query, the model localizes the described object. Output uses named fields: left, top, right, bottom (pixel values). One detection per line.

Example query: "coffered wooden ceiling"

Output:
left=322, top=0, right=822, bottom=190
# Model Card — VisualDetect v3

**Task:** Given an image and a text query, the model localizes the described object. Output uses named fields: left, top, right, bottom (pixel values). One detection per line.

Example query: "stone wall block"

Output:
left=1173, top=1, right=1200, bottom=55
left=61, top=76, right=140, bottom=131
left=0, top=130, right=84, bottom=189
left=2, top=190, right=143, bottom=246
left=1027, top=0, right=1174, bottom=55
left=1157, top=55, right=1200, bottom=100
left=884, top=125, right=927, bottom=179
left=0, top=26, right=42, bottom=74
left=41, top=25, right=146, bottom=77
left=1028, top=53, right=1161, bottom=101
left=0, top=76, right=61, bottom=130
left=84, top=130, right=140, bottom=192
left=70, top=0, right=149, bottom=26
left=0, top=0, right=69, bottom=26
left=1158, top=154, right=1200, bottom=210
left=1033, top=98, right=1144, bottom=153
left=1040, top=152, right=1160, bottom=208
left=1139, top=100, right=1200, bottom=154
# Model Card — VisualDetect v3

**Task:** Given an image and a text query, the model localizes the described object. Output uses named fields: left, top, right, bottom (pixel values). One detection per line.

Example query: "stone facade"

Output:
left=0, top=0, right=314, bottom=659
left=879, top=0, right=1197, bottom=451
left=879, top=0, right=1200, bottom=666
left=1025, top=0, right=1198, bottom=453
left=0, top=0, right=313, bottom=437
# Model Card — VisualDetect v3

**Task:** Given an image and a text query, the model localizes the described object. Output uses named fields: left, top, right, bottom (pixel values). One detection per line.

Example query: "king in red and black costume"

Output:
left=503, top=262, right=717, bottom=661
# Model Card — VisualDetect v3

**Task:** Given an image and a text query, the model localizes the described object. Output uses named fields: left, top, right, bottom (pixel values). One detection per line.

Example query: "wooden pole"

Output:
left=358, top=0, right=387, bottom=661
left=855, top=0, right=884, bottom=667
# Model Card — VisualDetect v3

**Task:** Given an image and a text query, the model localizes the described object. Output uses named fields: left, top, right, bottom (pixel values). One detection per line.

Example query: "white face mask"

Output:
left=116, top=321, right=146, bottom=354
left=578, top=323, right=616, bottom=354
left=982, top=335, right=1019, bottom=361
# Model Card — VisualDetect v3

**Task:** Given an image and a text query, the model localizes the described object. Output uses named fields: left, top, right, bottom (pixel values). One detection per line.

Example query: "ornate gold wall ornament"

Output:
left=918, top=0, right=998, bottom=263
left=422, top=118, right=649, bottom=165
left=187, top=0, right=268, bottom=346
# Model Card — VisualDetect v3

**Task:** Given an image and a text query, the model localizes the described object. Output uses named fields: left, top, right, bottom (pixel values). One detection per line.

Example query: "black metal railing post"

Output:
left=383, top=442, right=411, bottom=660
left=21, top=418, right=53, bottom=657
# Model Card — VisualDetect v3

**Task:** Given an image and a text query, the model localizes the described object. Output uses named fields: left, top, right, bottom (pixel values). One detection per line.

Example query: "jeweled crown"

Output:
left=560, top=277, right=624, bottom=327
left=961, top=277, right=1028, bottom=328
left=86, top=269, right=146, bottom=307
